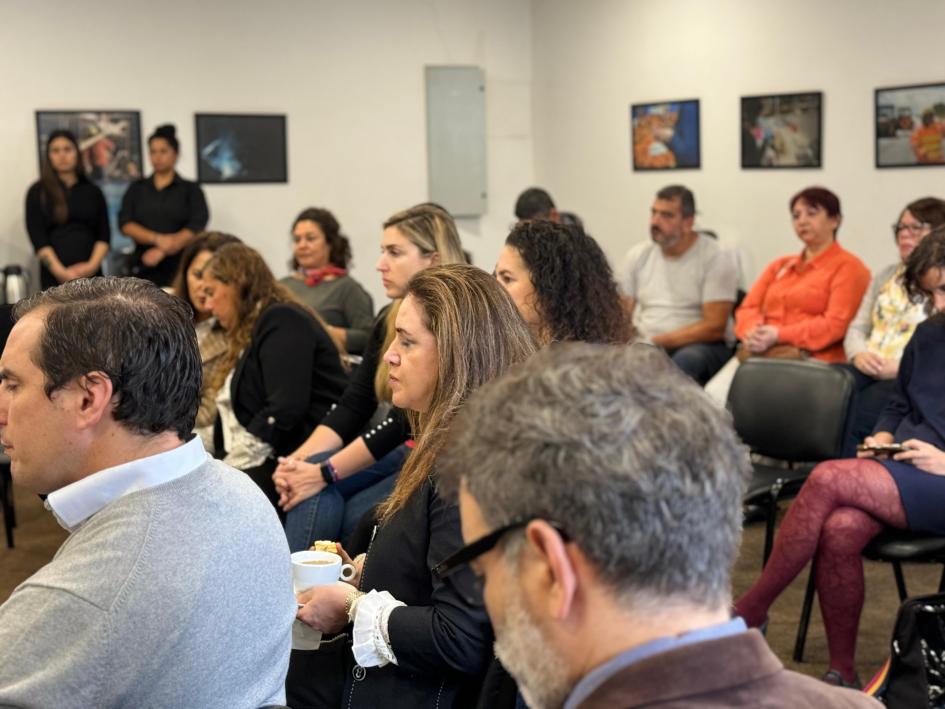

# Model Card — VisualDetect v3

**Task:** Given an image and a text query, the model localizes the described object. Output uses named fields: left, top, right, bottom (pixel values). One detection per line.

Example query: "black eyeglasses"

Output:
left=893, top=222, right=930, bottom=237
left=432, top=518, right=569, bottom=607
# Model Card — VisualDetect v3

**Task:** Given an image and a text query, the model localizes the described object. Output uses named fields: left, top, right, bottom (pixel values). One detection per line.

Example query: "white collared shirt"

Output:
left=45, top=436, right=209, bottom=532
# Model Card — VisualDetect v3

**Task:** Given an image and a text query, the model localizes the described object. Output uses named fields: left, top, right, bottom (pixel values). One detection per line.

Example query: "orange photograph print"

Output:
left=875, top=82, right=945, bottom=168
left=630, top=99, right=700, bottom=171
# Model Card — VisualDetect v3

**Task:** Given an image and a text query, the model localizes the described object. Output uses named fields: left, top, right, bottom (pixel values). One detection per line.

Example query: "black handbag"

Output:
left=868, top=592, right=945, bottom=708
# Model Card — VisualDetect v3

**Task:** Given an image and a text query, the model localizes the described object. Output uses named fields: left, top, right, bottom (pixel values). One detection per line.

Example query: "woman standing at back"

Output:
left=26, top=129, right=110, bottom=290
left=119, top=124, right=209, bottom=286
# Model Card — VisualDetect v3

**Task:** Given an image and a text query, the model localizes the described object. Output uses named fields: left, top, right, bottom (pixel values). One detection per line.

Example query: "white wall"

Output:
left=0, top=0, right=533, bottom=304
left=531, top=0, right=945, bottom=285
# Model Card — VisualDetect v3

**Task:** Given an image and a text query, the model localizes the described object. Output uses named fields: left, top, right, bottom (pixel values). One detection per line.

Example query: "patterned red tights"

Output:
left=734, top=459, right=907, bottom=683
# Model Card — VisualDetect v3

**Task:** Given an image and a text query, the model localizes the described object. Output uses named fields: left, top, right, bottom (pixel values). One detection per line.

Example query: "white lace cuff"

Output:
left=351, top=589, right=406, bottom=668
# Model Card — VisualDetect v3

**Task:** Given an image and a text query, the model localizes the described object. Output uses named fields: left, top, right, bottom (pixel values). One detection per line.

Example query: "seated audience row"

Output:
left=0, top=246, right=896, bottom=708
left=736, top=229, right=945, bottom=688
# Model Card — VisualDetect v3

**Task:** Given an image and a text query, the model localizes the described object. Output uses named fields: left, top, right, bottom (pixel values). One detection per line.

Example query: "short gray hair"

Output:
left=440, top=343, right=750, bottom=610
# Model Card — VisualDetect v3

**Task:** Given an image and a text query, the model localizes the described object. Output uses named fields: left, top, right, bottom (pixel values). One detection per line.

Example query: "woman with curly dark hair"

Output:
left=495, top=220, right=632, bottom=344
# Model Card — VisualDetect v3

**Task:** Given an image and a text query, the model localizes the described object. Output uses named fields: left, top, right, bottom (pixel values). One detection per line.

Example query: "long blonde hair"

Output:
left=203, top=243, right=343, bottom=398
left=373, top=204, right=467, bottom=402
left=378, top=264, right=536, bottom=521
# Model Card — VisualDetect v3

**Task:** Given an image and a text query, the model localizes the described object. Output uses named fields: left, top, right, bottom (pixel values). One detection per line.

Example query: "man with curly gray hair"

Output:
left=437, top=343, right=879, bottom=708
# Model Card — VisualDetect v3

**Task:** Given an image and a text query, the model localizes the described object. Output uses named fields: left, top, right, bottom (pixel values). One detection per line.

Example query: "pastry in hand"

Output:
left=310, top=540, right=338, bottom=554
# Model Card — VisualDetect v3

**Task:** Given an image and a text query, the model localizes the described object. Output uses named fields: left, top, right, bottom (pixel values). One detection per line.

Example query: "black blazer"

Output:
left=231, top=303, right=348, bottom=456
left=287, top=475, right=492, bottom=708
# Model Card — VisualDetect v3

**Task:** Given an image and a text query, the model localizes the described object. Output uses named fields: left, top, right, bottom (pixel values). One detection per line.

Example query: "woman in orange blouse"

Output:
left=735, top=187, right=870, bottom=362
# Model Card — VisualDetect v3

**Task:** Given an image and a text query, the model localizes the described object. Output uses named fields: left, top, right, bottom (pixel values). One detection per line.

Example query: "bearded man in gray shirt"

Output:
left=0, top=278, right=294, bottom=708
left=620, top=185, right=737, bottom=385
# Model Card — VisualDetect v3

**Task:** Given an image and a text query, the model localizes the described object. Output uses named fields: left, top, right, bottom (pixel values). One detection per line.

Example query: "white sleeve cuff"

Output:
left=351, top=589, right=406, bottom=668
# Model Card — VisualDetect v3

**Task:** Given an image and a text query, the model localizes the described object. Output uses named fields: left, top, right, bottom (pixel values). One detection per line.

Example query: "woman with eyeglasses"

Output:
left=841, top=197, right=945, bottom=453
left=290, top=265, right=536, bottom=709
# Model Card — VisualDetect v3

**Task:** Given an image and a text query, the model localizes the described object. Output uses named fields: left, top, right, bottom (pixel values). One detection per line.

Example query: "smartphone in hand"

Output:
left=856, top=443, right=908, bottom=455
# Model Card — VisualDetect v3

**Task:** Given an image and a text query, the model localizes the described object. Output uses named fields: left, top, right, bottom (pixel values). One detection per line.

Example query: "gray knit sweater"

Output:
left=0, top=460, right=294, bottom=708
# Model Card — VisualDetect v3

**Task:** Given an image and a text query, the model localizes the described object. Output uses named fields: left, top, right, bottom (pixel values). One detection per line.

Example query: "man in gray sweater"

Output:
left=0, top=278, right=294, bottom=708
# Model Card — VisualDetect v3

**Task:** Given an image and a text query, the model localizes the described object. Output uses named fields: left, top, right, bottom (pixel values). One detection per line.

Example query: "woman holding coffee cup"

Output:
left=290, top=265, right=536, bottom=708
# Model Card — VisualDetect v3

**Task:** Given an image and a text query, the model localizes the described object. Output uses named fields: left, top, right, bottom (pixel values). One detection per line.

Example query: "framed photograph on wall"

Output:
left=195, top=113, right=287, bottom=183
left=35, top=110, right=143, bottom=260
left=741, top=92, right=822, bottom=168
left=875, top=82, right=945, bottom=168
left=630, top=99, right=700, bottom=170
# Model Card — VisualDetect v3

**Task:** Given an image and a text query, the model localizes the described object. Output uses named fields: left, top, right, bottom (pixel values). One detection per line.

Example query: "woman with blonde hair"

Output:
left=274, top=203, right=466, bottom=550
left=291, top=264, right=536, bottom=708
left=201, top=242, right=348, bottom=505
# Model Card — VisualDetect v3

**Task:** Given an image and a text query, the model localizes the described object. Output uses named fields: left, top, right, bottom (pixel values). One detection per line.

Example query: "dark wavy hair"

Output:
left=291, top=207, right=352, bottom=269
left=904, top=226, right=945, bottom=313
left=505, top=220, right=632, bottom=344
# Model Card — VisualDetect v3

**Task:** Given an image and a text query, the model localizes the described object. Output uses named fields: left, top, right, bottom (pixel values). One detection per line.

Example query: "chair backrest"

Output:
left=727, top=358, right=854, bottom=463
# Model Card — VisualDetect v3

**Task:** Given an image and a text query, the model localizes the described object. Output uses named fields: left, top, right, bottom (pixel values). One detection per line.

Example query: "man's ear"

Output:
left=73, top=371, right=115, bottom=429
left=525, top=520, right=578, bottom=621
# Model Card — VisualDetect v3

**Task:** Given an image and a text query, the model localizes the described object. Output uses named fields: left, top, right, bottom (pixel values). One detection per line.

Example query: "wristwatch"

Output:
left=320, top=460, right=339, bottom=485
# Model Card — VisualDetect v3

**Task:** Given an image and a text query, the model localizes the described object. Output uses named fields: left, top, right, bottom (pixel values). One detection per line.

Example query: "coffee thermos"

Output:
left=2, top=266, right=30, bottom=305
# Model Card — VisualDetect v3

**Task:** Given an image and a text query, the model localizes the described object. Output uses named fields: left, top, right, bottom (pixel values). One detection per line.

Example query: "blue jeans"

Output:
left=283, top=444, right=408, bottom=552
left=835, top=364, right=898, bottom=458
left=669, top=342, right=733, bottom=386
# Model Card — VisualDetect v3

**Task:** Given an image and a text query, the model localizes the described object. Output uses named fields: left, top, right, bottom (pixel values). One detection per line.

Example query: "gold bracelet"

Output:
left=345, top=589, right=365, bottom=623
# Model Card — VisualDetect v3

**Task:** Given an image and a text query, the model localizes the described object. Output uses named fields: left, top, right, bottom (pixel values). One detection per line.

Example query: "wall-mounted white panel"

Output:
left=426, top=66, right=487, bottom=217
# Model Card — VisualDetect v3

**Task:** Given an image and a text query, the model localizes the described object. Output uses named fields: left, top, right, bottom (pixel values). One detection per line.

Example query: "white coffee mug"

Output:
left=290, top=550, right=357, bottom=592
left=290, top=550, right=357, bottom=651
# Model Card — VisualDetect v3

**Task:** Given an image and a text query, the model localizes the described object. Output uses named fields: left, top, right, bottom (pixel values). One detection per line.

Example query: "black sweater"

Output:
left=321, top=305, right=410, bottom=458
left=231, top=303, right=348, bottom=456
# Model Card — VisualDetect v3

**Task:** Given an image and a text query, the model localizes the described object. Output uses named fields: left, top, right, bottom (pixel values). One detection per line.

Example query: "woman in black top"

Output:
left=25, top=130, right=110, bottom=290
left=292, top=265, right=536, bottom=709
left=119, top=124, right=209, bottom=286
left=201, top=242, right=348, bottom=507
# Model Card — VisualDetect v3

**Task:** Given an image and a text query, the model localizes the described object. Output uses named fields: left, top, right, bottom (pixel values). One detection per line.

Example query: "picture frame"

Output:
left=630, top=99, right=700, bottom=171
left=740, top=92, right=822, bottom=169
left=195, top=113, right=288, bottom=183
left=875, top=82, right=945, bottom=168
left=35, top=110, right=143, bottom=260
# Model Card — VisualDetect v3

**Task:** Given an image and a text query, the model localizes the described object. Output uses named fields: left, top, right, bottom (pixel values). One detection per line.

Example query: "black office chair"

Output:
left=778, top=389, right=945, bottom=662
left=728, top=358, right=855, bottom=567
left=793, top=528, right=945, bottom=662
